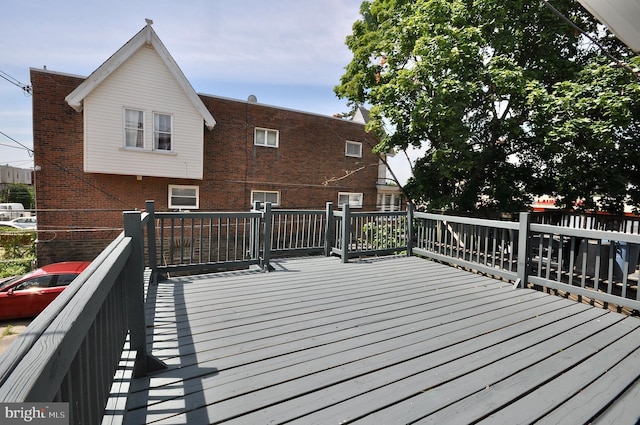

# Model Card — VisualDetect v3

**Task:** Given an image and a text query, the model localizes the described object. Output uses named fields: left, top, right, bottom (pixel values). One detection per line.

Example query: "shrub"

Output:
left=0, top=229, right=36, bottom=278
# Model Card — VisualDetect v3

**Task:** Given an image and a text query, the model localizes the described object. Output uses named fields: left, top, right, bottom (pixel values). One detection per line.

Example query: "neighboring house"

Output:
left=31, top=22, right=388, bottom=264
left=0, top=165, right=33, bottom=185
left=352, top=107, right=404, bottom=212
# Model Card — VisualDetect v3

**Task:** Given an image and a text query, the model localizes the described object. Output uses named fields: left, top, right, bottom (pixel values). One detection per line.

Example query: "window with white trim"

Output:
left=169, top=185, right=199, bottom=209
left=124, top=109, right=144, bottom=148
left=154, top=113, right=173, bottom=151
left=345, top=141, right=362, bottom=158
left=251, top=190, right=280, bottom=206
left=255, top=128, right=279, bottom=147
left=338, top=192, right=363, bottom=208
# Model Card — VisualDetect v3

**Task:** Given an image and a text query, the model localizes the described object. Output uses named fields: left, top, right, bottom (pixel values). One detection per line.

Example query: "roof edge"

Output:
left=64, top=22, right=216, bottom=129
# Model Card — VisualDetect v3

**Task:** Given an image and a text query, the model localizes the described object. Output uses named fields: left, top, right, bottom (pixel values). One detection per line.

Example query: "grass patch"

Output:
left=1, top=325, right=15, bottom=338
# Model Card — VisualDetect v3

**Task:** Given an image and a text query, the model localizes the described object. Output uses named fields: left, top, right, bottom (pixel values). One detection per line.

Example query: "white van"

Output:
left=0, top=203, right=25, bottom=220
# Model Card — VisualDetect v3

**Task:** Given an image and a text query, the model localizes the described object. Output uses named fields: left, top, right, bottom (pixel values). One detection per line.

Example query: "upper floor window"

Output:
left=124, top=109, right=144, bottom=148
left=255, top=128, right=279, bottom=148
left=251, top=190, right=280, bottom=206
left=154, top=113, right=173, bottom=151
left=169, top=185, right=199, bottom=210
left=338, top=192, right=363, bottom=208
left=345, top=141, right=362, bottom=158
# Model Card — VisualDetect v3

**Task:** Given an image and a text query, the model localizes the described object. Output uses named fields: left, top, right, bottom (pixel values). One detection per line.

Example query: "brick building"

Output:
left=31, top=22, right=399, bottom=265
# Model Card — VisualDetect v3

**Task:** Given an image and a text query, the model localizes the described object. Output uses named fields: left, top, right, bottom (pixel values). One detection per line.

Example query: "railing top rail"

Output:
left=531, top=222, right=640, bottom=243
left=269, top=209, right=326, bottom=215
left=332, top=210, right=406, bottom=218
left=414, top=211, right=520, bottom=230
left=154, top=211, right=262, bottom=219
left=349, top=210, right=406, bottom=218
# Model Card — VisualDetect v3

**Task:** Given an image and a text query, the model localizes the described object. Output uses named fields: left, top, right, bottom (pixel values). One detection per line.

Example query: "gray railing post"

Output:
left=145, top=200, right=158, bottom=279
left=517, top=211, right=531, bottom=289
left=341, top=203, right=351, bottom=263
left=251, top=201, right=261, bottom=260
left=406, top=202, right=414, bottom=257
left=325, top=202, right=334, bottom=257
left=123, top=211, right=166, bottom=378
left=262, top=202, right=272, bottom=271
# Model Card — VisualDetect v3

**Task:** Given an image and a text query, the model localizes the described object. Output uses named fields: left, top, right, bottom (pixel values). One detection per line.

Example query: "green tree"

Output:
left=1, top=184, right=34, bottom=209
left=527, top=57, right=640, bottom=213
left=336, top=0, right=638, bottom=214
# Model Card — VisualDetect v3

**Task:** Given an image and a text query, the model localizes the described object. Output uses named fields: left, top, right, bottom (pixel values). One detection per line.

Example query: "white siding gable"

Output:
left=83, top=45, right=204, bottom=179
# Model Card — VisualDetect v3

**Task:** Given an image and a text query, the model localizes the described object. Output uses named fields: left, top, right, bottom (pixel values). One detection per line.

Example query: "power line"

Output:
left=0, top=69, right=31, bottom=95
left=0, top=131, right=33, bottom=156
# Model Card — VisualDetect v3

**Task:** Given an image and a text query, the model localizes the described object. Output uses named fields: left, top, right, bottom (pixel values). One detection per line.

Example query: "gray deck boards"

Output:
left=124, top=256, right=640, bottom=424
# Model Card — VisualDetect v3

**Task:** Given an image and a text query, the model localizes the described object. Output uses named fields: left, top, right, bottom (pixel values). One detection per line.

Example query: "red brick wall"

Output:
left=31, top=69, right=380, bottom=264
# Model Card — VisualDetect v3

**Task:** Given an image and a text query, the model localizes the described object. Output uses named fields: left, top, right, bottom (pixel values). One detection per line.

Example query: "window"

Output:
left=15, top=276, right=53, bottom=291
left=154, top=113, right=172, bottom=151
left=255, top=128, right=279, bottom=147
left=377, top=193, right=402, bottom=211
left=338, top=192, right=363, bottom=208
left=124, top=109, right=144, bottom=148
left=251, top=190, right=280, bottom=206
left=345, top=141, right=362, bottom=158
left=169, top=185, right=199, bottom=209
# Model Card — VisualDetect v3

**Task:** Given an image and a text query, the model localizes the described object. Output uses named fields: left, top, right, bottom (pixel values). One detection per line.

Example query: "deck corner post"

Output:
left=262, top=202, right=272, bottom=271
left=325, top=202, right=334, bottom=257
left=406, top=202, right=414, bottom=257
left=124, top=211, right=166, bottom=377
left=517, top=211, right=531, bottom=289
left=341, top=203, right=351, bottom=263
left=145, top=200, right=158, bottom=280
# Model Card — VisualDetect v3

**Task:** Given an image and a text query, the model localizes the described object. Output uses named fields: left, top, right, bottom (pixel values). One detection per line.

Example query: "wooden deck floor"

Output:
left=124, top=256, right=640, bottom=424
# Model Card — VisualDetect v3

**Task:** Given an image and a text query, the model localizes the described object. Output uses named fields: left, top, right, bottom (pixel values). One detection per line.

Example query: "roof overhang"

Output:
left=576, top=0, right=640, bottom=52
left=65, top=21, right=216, bottom=130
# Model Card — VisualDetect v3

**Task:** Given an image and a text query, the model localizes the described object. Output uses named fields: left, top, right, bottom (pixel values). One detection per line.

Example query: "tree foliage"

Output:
left=1, top=184, right=34, bottom=209
left=336, top=0, right=640, bottom=214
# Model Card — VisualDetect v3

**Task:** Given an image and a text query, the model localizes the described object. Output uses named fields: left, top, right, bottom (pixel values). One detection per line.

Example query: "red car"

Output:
left=0, top=261, right=91, bottom=320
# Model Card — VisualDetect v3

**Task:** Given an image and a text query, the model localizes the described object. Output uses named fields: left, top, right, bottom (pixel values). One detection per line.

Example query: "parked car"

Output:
left=0, top=203, right=25, bottom=220
left=0, top=222, right=21, bottom=230
left=9, top=216, right=36, bottom=229
left=0, top=261, right=91, bottom=320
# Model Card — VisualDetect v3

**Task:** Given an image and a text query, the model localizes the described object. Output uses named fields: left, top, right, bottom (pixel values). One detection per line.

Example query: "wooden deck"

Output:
left=123, top=256, right=640, bottom=424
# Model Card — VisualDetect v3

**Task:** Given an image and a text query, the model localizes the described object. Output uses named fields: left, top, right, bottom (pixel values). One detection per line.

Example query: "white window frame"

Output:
left=154, top=112, right=173, bottom=151
left=345, top=141, right=363, bottom=158
left=338, top=192, right=363, bottom=208
left=251, top=190, right=280, bottom=206
left=124, top=108, right=145, bottom=149
left=169, top=185, right=199, bottom=210
left=254, top=127, right=279, bottom=148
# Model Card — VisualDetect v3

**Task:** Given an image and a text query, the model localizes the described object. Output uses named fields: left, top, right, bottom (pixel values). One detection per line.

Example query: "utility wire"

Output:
left=0, top=69, right=31, bottom=95
left=0, top=129, right=128, bottom=205
left=0, top=131, right=33, bottom=156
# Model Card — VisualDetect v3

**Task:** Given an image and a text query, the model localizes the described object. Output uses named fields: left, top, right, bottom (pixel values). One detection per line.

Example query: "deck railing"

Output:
left=146, top=201, right=640, bottom=312
left=332, top=204, right=410, bottom=262
left=146, top=201, right=263, bottom=275
left=412, top=211, right=524, bottom=283
left=412, top=211, right=640, bottom=312
left=0, top=211, right=164, bottom=424
left=2, top=202, right=639, bottom=423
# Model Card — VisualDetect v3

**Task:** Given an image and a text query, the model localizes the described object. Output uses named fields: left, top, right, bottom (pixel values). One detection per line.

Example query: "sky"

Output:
left=0, top=0, right=418, bottom=185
